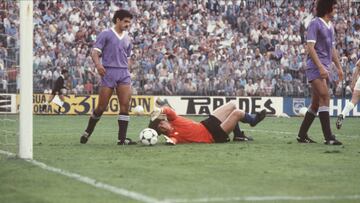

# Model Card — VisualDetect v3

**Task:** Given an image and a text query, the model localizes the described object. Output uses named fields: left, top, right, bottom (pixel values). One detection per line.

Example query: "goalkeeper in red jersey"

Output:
left=148, top=101, right=266, bottom=145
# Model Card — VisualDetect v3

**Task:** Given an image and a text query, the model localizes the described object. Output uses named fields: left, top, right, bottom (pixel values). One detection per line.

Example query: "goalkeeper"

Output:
left=148, top=100, right=266, bottom=145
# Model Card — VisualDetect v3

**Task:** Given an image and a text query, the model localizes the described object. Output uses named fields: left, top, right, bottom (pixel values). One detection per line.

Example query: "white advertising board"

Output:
left=155, top=96, right=283, bottom=116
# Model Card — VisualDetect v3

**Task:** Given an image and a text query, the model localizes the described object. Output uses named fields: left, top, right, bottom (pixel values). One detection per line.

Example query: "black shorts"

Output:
left=201, top=115, right=230, bottom=143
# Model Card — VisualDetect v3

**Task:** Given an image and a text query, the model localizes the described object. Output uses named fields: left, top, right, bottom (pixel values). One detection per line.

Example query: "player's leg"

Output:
left=233, top=105, right=267, bottom=142
left=41, top=93, right=55, bottom=112
left=337, top=89, right=360, bottom=129
left=212, top=101, right=237, bottom=122
left=297, top=89, right=319, bottom=143
left=219, top=108, right=266, bottom=135
left=115, top=84, right=135, bottom=145
left=80, top=86, right=113, bottom=144
left=232, top=122, right=254, bottom=141
left=312, top=79, right=341, bottom=145
left=210, top=102, right=246, bottom=139
left=47, top=85, right=61, bottom=104
left=344, top=90, right=359, bottom=115
left=219, top=109, right=244, bottom=134
left=212, top=101, right=266, bottom=126
left=56, top=94, right=66, bottom=114
left=337, top=78, right=360, bottom=129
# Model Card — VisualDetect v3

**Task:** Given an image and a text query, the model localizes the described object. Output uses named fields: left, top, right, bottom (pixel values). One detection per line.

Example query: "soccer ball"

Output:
left=139, top=128, right=158, bottom=146
left=298, top=107, right=308, bottom=117
left=133, top=105, right=144, bottom=115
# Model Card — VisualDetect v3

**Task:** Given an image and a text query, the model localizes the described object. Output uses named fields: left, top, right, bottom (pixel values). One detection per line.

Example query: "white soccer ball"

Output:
left=133, top=105, right=145, bottom=115
left=139, top=128, right=158, bottom=146
left=299, top=107, right=308, bottom=117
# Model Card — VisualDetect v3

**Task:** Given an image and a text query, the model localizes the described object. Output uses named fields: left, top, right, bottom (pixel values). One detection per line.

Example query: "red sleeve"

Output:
left=162, top=107, right=177, bottom=121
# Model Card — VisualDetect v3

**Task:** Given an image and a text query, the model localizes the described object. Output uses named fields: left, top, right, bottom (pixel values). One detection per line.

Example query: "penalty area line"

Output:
left=165, top=195, right=360, bottom=202
left=0, top=150, right=163, bottom=203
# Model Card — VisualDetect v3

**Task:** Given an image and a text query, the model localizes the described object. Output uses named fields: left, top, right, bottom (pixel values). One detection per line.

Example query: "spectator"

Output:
left=2, top=1, right=358, bottom=96
left=84, top=80, right=94, bottom=95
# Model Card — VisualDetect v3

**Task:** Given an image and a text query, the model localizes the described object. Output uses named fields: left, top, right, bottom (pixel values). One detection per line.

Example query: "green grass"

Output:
left=1, top=115, right=360, bottom=203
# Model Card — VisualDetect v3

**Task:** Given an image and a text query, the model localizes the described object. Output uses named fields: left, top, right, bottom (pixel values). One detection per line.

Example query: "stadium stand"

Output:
left=1, top=0, right=359, bottom=96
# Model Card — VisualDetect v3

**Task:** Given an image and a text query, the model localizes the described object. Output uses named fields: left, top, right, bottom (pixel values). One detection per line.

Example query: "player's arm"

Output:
left=91, top=49, right=101, bottom=66
left=126, top=41, right=132, bottom=58
left=331, top=47, right=343, bottom=81
left=91, top=49, right=106, bottom=77
left=161, top=107, right=177, bottom=121
left=150, top=106, right=177, bottom=121
left=307, top=42, right=328, bottom=78
left=92, top=31, right=107, bottom=77
left=163, top=135, right=177, bottom=145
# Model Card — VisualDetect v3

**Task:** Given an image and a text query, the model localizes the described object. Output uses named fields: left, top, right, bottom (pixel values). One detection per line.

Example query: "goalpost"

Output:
left=18, top=0, right=33, bottom=159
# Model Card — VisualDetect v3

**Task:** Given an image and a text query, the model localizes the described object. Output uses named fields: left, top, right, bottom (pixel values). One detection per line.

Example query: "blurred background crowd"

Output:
left=0, top=0, right=359, bottom=97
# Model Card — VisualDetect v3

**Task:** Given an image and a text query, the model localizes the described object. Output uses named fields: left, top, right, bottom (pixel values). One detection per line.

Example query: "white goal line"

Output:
left=0, top=150, right=163, bottom=203
left=1, top=149, right=360, bottom=203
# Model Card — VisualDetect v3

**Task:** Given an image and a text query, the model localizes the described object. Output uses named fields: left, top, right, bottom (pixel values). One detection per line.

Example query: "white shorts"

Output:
left=355, top=77, right=360, bottom=91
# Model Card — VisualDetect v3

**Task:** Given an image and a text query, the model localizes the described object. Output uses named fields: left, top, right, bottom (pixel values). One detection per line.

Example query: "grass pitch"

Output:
left=1, top=115, right=360, bottom=203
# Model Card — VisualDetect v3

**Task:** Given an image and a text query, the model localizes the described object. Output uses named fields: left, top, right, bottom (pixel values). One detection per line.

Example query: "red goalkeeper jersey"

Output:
left=162, top=107, right=214, bottom=144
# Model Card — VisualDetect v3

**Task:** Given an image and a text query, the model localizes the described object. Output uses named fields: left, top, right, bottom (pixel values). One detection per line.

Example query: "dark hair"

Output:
left=61, top=69, right=68, bottom=74
left=316, top=0, right=337, bottom=17
left=112, top=9, right=133, bottom=24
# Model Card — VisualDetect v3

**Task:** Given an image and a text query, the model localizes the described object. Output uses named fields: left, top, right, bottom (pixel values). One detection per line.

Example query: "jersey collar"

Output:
left=318, top=17, right=332, bottom=29
left=111, top=27, right=125, bottom=40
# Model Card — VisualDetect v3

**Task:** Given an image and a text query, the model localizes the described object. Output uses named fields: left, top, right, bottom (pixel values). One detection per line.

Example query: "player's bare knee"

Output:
left=318, top=96, right=329, bottom=105
left=317, top=90, right=329, bottom=99
left=309, top=104, right=319, bottom=113
left=96, top=106, right=107, bottom=113
left=233, top=109, right=244, bottom=120
left=228, top=101, right=237, bottom=110
left=119, top=105, right=130, bottom=113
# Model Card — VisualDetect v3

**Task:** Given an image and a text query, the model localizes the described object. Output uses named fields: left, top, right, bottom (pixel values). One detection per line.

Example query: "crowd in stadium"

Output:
left=0, top=0, right=359, bottom=97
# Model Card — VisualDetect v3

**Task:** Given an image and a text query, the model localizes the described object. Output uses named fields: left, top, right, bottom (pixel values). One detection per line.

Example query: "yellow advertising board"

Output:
left=32, top=94, right=154, bottom=115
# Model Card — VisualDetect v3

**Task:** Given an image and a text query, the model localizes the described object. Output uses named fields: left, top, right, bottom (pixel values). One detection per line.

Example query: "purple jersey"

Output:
left=306, top=17, right=335, bottom=70
left=94, top=27, right=132, bottom=69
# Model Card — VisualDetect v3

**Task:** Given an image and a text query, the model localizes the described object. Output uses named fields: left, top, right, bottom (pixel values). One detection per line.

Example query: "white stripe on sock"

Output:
left=118, top=115, right=130, bottom=121
left=318, top=106, right=329, bottom=112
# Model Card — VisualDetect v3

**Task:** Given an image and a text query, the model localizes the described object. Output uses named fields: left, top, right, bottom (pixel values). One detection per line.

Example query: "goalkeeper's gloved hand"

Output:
left=163, top=135, right=176, bottom=145
left=150, top=107, right=163, bottom=121
left=156, top=98, right=173, bottom=109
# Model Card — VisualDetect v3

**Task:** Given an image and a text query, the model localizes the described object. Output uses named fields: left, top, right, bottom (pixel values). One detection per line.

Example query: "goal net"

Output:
left=0, top=1, right=19, bottom=155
